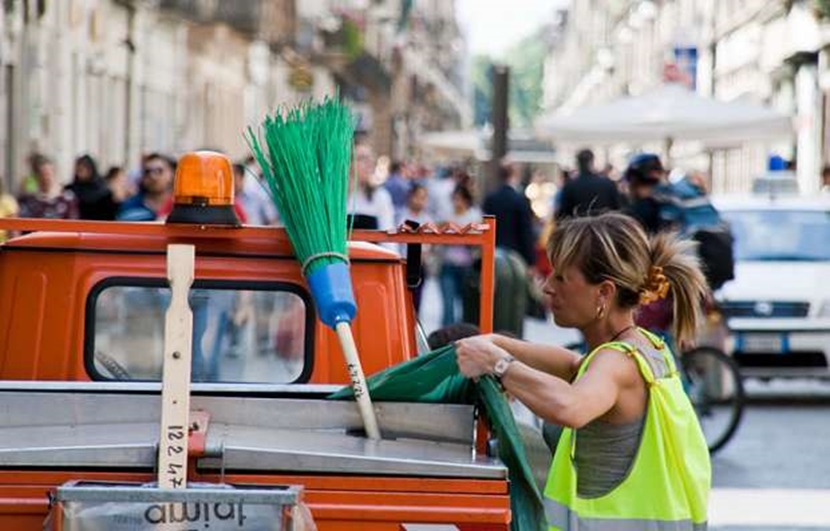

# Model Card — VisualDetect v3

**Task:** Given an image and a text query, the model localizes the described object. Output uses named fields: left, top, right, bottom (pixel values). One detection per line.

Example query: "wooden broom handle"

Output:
left=335, top=322, right=381, bottom=440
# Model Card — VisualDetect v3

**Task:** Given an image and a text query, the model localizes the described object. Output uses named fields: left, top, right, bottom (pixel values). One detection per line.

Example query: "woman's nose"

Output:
left=543, top=275, right=555, bottom=296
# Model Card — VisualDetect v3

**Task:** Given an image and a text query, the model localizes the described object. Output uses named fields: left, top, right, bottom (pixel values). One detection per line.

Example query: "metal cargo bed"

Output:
left=0, top=382, right=505, bottom=480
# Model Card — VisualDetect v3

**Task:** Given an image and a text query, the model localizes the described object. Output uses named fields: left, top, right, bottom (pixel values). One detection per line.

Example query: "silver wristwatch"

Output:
left=492, top=355, right=516, bottom=381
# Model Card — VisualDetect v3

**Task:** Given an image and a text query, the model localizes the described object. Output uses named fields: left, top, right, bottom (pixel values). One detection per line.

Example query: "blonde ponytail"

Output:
left=648, top=232, right=708, bottom=347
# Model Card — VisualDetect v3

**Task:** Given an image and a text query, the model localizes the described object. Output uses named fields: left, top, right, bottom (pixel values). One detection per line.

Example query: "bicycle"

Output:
left=565, top=334, right=744, bottom=454
left=679, top=344, right=744, bottom=454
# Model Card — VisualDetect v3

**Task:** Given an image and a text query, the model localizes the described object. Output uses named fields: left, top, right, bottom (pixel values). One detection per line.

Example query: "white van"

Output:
left=714, top=196, right=830, bottom=378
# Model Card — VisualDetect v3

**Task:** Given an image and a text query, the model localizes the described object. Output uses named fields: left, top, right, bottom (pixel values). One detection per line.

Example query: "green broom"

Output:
left=246, top=98, right=381, bottom=440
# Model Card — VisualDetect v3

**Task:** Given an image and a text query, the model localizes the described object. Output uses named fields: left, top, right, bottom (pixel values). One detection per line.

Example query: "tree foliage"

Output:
left=471, top=27, right=549, bottom=128
left=505, top=28, right=548, bottom=128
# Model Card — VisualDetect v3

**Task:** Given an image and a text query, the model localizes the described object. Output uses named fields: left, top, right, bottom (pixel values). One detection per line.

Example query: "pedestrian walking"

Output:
left=348, top=143, right=395, bottom=232
left=104, top=166, right=131, bottom=206
left=397, top=183, right=433, bottom=313
left=623, top=153, right=670, bottom=234
left=396, top=182, right=431, bottom=227
left=66, top=154, right=119, bottom=220
left=555, top=149, right=622, bottom=219
left=17, top=155, right=79, bottom=220
left=233, top=163, right=275, bottom=225
left=427, top=165, right=461, bottom=222
left=439, top=185, right=481, bottom=325
left=483, top=162, right=536, bottom=268
left=455, top=212, right=710, bottom=530
left=225, top=164, right=251, bottom=223
left=117, top=153, right=174, bottom=221
left=384, top=160, right=411, bottom=213
left=18, top=153, right=46, bottom=196
left=239, top=155, right=280, bottom=225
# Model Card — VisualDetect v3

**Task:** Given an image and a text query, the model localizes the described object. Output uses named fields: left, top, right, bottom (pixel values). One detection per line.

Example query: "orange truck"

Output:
left=0, top=160, right=510, bottom=529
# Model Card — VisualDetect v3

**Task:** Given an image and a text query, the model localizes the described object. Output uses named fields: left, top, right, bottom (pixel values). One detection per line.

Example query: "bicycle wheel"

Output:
left=680, top=346, right=745, bottom=454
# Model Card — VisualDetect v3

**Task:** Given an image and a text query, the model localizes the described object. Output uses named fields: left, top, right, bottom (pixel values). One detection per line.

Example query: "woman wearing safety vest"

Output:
left=456, top=212, right=710, bottom=530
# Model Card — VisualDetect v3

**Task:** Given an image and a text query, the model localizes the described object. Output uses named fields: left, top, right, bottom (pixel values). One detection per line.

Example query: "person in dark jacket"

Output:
left=66, top=154, right=118, bottom=220
left=623, top=153, right=668, bottom=235
left=483, top=162, right=536, bottom=268
left=555, top=149, right=621, bottom=219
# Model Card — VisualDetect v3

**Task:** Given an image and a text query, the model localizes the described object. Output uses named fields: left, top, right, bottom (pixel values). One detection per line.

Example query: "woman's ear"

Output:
left=598, top=279, right=617, bottom=303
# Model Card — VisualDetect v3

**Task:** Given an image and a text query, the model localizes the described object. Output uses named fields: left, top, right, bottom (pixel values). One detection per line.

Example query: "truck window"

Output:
left=87, top=280, right=312, bottom=383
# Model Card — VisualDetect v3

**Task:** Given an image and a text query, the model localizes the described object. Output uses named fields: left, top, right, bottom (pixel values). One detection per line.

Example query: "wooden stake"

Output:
left=158, top=244, right=195, bottom=488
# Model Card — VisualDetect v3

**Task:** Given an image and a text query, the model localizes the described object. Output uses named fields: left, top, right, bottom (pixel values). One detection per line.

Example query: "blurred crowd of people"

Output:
left=0, top=143, right=719, bottom=333
left=0, top=150, right=280, bottom=234
left=348, top=143, right=726, bottom=333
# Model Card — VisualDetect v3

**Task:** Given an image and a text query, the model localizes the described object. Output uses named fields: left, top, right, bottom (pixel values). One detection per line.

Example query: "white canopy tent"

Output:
left=417, top=130, right=481, bottom=157
left=535, top=83, right=793, bottom=147
left=417, top=129, right=557, bottom=164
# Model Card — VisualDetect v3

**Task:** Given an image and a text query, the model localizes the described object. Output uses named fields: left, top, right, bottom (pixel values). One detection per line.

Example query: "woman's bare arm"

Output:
left=491, top=334, right=582, bottom=381
left=454, top=336, right=637, bottom=429
left=499, top=349, right=635, bottom=428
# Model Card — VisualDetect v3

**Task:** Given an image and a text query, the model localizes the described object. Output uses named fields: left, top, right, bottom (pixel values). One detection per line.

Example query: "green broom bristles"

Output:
left=246, top=97, right=355, bottom=275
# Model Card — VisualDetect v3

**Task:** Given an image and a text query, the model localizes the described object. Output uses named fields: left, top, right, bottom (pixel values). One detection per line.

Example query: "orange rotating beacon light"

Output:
left=166, top=151, right=241, bottom=226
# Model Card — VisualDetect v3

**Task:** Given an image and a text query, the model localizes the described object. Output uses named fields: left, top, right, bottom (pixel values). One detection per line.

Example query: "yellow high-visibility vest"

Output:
left=544, top=330, right=711, bottom=530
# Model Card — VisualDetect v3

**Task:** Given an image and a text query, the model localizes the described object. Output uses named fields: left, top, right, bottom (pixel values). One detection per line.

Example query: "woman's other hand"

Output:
left=456, top=335, right=509, bottom=379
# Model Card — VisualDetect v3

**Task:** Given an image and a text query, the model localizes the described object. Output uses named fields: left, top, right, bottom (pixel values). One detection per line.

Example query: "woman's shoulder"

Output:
left=581, top=344, right=639, bottom=373
left=581, top=341, right=653, bottom=383
left=601, top=332, right=671, bottom=379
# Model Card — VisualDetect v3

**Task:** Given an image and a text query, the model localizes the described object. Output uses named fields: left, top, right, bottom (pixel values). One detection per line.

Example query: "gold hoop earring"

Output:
left=597, top=304, right=606, bottom=319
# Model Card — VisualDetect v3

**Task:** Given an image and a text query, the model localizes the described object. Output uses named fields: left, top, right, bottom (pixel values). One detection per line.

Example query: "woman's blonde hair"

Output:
left=547, top=212, right=707, bottom=346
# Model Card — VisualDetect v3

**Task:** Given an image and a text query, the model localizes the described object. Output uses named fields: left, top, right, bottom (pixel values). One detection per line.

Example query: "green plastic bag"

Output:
left=330, top=345, right=546, bottom=531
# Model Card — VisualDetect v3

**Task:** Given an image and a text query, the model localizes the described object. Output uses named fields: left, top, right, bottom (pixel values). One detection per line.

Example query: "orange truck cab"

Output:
left=0, top=189, right=508, bottom=529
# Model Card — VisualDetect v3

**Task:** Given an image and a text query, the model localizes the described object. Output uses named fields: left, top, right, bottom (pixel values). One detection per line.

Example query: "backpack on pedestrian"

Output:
left=654, top=179, right=735, bottom=291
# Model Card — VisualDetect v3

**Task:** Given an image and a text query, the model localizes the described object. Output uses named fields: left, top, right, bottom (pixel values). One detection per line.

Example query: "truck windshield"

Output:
left=89, top=282, right=311, bottom=383
left=722, top=209, right=830, bottom=262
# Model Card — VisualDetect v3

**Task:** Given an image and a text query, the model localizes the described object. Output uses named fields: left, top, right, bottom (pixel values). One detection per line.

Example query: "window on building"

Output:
left=88, top=280, right=312, bottom=384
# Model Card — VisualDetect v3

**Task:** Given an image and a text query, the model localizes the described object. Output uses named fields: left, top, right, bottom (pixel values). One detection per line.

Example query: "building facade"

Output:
left=297, top=0, right=468, bottom=158
left=0, top=0, right=466, bottom=189
left=0, top=0, right=331, bottom=190
left=542, top=0, right=830, bottom=194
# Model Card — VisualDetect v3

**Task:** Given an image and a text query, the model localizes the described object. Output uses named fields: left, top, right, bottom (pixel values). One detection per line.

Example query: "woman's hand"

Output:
left=456, top=335, right=510, bottom=379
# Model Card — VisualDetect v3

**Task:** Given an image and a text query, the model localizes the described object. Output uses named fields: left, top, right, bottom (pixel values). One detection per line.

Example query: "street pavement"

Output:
left=708, top=402, right=830, bottom=530
left=419, top=278, right=830, bottom=530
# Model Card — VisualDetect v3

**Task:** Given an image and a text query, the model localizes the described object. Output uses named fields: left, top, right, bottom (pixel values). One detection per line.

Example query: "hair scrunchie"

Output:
left=639, top=265, right=671, bottom=305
